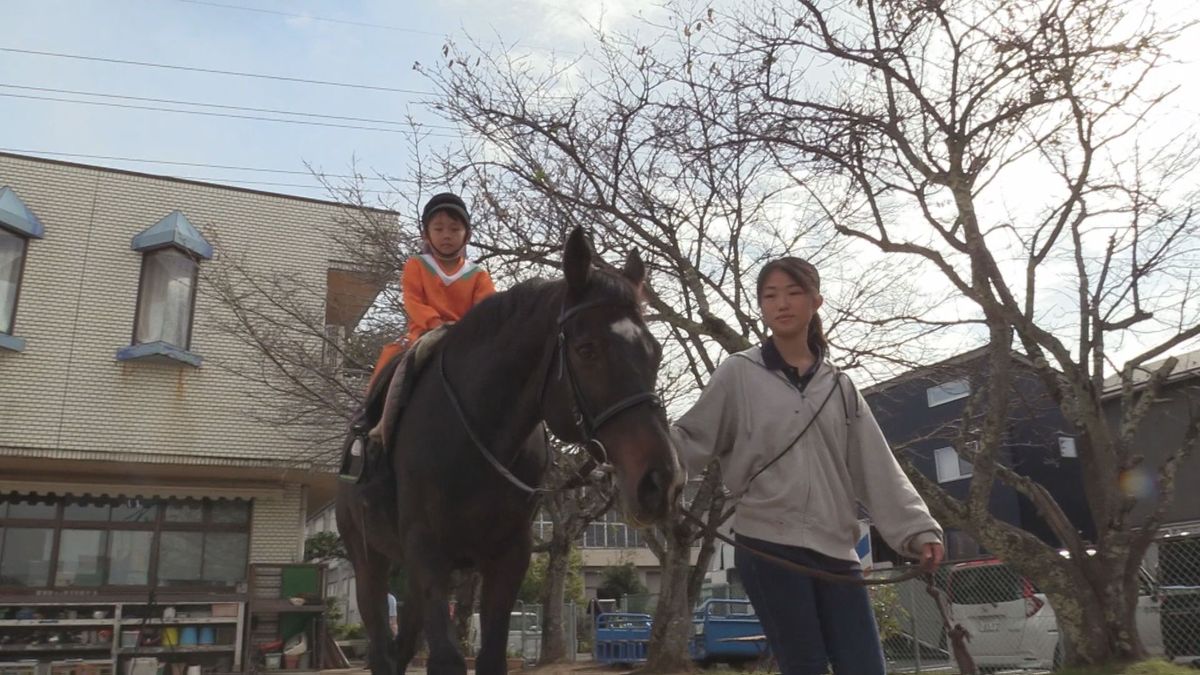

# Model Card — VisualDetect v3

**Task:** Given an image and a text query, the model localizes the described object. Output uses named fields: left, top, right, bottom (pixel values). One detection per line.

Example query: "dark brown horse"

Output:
left=335, top=228, right=683, bottom=675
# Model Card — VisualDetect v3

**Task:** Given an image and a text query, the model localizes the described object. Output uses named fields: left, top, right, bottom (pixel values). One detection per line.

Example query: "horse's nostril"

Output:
left=637, top=468, right=670, bottom=515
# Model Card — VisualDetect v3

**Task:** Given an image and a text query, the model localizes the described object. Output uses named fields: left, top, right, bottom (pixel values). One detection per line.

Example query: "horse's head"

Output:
left=542, top=228, right=684, bottom=525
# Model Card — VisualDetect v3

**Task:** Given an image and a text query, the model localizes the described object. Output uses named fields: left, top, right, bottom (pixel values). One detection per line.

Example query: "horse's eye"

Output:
left=576, top=342, right=599, bottom=361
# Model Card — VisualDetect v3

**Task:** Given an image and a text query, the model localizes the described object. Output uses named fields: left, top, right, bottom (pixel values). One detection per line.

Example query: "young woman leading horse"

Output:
left=335, top=227, right=683, bottom=675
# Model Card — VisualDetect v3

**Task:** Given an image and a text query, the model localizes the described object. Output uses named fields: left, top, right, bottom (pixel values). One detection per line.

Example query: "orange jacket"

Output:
left=402, top=253, right=495, bottom=344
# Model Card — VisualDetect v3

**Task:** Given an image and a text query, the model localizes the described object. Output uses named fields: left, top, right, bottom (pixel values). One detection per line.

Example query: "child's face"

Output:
left=424, top=211, right=468, bottom=257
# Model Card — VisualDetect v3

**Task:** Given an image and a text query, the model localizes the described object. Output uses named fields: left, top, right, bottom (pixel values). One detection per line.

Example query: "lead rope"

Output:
left=680, top=510, right=922, bottom=585
left=679, top=510, right=974, bottom=667
left=926, top=577, right=978, bottom=674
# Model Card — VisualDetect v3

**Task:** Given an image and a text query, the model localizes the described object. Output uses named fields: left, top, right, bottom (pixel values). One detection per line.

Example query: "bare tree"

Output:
left=702, top=0, right=1200, bottom=665
left=530, top=448, right=617, bottom=664
left=201, top=197, right=406, bottom=467
left=639, top=465, right=727, bottom=670
left=416, top=17, right=958, bottom=667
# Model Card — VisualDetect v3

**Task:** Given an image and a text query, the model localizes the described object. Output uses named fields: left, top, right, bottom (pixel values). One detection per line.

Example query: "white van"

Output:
left=466, top=611, right=542, bottom=662
left=945, top=559, right=1164, bottom=670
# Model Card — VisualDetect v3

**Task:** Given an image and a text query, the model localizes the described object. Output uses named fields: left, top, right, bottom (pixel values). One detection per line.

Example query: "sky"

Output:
left=0, top=0, right=654, bottom=205
left=3, top=0, right=1198, bottom=376
left=3, top=0, right=1196, bottom=207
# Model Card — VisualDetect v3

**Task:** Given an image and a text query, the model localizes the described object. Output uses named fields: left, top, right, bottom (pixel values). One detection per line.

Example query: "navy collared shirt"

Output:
left=761, top=339, right=822, bottom=392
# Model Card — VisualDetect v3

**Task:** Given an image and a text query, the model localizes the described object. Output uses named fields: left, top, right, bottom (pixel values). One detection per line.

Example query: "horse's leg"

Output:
left=476, top=539, right=533, bottom=675
left=346, top=535, right=398, bottom=675
left=337, top=495, right=398, bottom=675
left=406, top=536, right=465, bottom=675
left=391, top=587, right=424, bottom=673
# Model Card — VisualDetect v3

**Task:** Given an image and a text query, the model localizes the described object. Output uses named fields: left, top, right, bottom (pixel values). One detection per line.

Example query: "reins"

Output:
left=439, top=296, right=660, bottom=497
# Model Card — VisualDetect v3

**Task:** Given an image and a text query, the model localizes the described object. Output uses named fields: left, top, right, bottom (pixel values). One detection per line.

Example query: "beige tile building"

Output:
left=0, top=152, right=386, bottom=626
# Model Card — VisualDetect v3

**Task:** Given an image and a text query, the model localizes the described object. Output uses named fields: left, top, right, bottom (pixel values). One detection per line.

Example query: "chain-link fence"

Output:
left=866, top=567, right=955, bottom=673
left=446, top=535, right=1200, bottom=671
left=572, top=533, right=1200, bottom=673
left=866, top=534, right=1200, bottom=673
left=485, top=600, right=581, bottom=664
left=1152, top=533, right=1200, bottom=667
left=905, top=535, right=1200, bottom=673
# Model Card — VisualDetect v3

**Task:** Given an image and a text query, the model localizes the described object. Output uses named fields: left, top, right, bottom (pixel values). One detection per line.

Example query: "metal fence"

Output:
left=584, top=534, right=1200, bottom=673
left=869, top=566, right=956, bottom=673
left=421, top=535, right=1200, bottom=670
left=1152, top=533, right=1200, bottom=668
left=495, top=600, right=580, bottom=664
left=868, top=535, right=1200, bottom=673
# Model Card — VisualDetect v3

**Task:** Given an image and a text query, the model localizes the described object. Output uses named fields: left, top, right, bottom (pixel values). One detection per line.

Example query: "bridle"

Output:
left=551, top=299, right=663, bottom=466
left=439, top=296, right=662, bottom=495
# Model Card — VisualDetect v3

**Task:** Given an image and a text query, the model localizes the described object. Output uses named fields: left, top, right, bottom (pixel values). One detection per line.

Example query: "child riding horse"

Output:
left=340, top=192, right=495, bottom=481
left=335, top=228, right=682, bottom=675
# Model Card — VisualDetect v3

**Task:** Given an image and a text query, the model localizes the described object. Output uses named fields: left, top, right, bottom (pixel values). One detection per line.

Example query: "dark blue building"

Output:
left=862, top=348, right=1094, bottom=563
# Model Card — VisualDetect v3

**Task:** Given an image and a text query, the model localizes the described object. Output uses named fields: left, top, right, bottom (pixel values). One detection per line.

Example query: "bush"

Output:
left=518, top=550, right=586, bottom=604
left=869, top=584, right=907, bottom=640
left=304, top=532, right=347, bottom=563
left=597, top=563, right=648, bottom=600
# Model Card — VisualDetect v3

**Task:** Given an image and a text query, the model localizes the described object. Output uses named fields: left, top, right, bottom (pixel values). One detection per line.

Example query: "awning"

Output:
left=0, top=478, right=283, bottom=501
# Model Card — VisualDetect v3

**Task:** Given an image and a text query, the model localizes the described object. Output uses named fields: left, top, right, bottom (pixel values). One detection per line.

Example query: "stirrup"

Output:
left=338, top=434, right=368, bottom=483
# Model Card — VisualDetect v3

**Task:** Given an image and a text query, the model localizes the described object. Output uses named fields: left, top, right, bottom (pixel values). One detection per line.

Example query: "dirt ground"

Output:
left=524, top=665, right=635, bottom=675
left=320, top=663, right=690, bottom=675
left=506, top=663, right=702, bottom=675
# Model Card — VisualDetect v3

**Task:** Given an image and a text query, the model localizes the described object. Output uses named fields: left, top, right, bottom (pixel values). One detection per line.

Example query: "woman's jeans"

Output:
left=735, top=533, right=887, bottom=675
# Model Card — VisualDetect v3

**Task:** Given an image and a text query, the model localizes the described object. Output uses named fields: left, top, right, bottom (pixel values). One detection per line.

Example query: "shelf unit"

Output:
left=0, top=622, right=113, bottom=628
left=0, top=647, right=113, bottom=655
left=115, top=647, right=235, bottom=656
left=117, top=619, right=235, bottom=627
left=0, top=600, right=244, bottom=675
left=245, top=564, right=343, bottom=671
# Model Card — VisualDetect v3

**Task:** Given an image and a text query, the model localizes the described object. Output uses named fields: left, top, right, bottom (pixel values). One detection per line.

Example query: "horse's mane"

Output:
left=449, top=269, right=639, bottom=345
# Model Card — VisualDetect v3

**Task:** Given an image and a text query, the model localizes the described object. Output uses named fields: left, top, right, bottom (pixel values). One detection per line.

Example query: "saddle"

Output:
left=337, top=326, right=449, bottom=483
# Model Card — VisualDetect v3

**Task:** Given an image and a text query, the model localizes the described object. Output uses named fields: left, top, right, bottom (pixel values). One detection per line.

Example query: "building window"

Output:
left=1058, top=436, right=1077, bottom=458
left=934, top=446, right=973, bottom=482
left=119, top=210, right=212, bottom=367
left=0, top=527, right=54, bottom=586
left=533, top=510, right=554, bottom=543
left=56, top=529, right=108, bottom=587
left=0, top=228, right=29, bottom=335
left=944, top=529, right=983, bottom=561
left=108, top=530, right=154, bottom=585
left=0, top=495, right=250, bottom=590
left=0, top=186, right=45, bottom=352
left=580, top=510, right=647, bottom=548
left=134, top=247, right=199, bottom=348
left=201, top=532, right=249, bottom=584
left=927, top=379, right=970, bottom=407
left=158, top=531, right=204, bottom=585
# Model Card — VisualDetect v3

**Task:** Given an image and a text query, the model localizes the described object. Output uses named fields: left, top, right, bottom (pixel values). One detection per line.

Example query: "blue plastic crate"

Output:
left=594, top=612, right=653, bottom=665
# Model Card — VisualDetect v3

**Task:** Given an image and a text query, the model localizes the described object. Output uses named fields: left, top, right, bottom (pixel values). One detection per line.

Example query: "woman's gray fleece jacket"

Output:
left=670, top=346, right=942, bottom=563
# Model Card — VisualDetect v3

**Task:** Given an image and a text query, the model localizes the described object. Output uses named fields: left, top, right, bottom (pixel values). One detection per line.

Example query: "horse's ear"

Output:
left=622, top=249, right=648, bottom=305
left=622, top=249, right=646, bottom=287
left=563, top=227, right=592, bottom=294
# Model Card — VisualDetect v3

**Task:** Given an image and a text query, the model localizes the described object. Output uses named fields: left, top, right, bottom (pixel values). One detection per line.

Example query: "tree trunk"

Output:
left=643, top=521, right=698, bottom=673
left=911, top=465, right=1152, bottom=668
left=1042, top=559, right=1146, bottom=666
left=538, top=541, right=571, bottom=664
